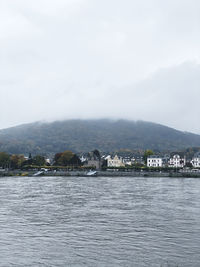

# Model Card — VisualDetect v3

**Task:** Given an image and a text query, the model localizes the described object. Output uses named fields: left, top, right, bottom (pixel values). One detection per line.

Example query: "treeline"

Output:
left=0, top=150, right=82, bottom=169
left=54, top=151, right=81, bottom=166
left=0, top=152, right=47, bottom=169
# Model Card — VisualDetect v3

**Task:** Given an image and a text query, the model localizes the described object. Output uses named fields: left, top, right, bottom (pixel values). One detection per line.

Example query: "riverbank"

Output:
left=1, top=170, right=200, bottom=178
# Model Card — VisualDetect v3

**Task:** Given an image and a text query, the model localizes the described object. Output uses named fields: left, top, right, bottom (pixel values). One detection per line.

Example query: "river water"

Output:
left=0, top=176, right=200, bottom=267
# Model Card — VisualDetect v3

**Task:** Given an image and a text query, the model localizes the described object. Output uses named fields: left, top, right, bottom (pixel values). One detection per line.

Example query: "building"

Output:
left=122, top=156, right=135, bottom=166
left=162, top=154, right=170, bottom=167
left=169, top=153, right=186, bottom=168
left=135, top=156, right=145, bottom=165
left=191, top=152, right=200, bottom=168
left=45, top=158, right=51, bottom=164
left=107, top=155, right=125, bottom=167
left=80, top=155, right=87, bottom=163
left=147, top=155, right=163, bottom=167
left=85, top=150, right=102, bottom=170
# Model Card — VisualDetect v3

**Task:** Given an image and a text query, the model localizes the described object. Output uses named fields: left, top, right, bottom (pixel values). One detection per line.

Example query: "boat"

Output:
left=33, top=168, right=49, bottom=177
left=86, top=170, right=98, bottom=176
left=33, top=170, right=45, bottom=177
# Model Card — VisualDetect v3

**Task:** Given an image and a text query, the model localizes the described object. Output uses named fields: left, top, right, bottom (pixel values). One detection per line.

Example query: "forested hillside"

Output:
left=0, top=119, right=200, bottom=155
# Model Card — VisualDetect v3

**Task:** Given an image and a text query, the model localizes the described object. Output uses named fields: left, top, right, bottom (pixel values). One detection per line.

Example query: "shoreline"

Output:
left=1, top=170, right=200, bottom=178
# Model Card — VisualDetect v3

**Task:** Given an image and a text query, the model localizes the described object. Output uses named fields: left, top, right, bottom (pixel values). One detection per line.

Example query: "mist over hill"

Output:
left=0, top=119, right=200, bottom=155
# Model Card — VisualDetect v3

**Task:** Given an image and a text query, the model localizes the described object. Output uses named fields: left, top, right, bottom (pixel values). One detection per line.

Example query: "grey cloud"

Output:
left=0, top=0, right=200, bottom=133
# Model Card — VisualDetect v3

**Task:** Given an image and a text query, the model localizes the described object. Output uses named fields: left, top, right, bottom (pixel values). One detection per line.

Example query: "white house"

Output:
left=191, top=152, right=200, bottom=168
left=123, top=157, right=135, bottom=166
left=147, top=155, right=163, bottom=167
left=45, top=158, right=51, bottom=164
left=169, top=153, right=186, bottom=168
left=107, top=155, right=125, bottom=167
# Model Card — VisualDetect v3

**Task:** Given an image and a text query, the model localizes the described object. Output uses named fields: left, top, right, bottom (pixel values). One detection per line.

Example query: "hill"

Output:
left=0, top=119, right=200, bottom=155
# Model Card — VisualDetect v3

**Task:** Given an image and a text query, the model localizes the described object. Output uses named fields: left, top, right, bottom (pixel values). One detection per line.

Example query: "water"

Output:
left=0, top=176, right=200, bottom=267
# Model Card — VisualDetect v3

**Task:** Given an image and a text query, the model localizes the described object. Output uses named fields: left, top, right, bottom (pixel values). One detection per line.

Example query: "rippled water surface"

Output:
left=0, top=176, right=200, bottom=266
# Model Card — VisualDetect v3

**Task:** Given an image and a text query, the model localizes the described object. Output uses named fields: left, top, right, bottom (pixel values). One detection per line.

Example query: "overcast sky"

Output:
left=1, top=0, right=200, bottom=133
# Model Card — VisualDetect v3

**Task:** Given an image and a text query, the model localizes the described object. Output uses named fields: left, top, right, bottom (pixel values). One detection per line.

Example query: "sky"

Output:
left=1, top=0, right=200, bottom=133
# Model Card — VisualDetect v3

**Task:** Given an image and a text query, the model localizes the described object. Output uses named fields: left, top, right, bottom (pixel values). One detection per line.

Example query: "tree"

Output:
left=69, top=154, right=81, bottom=166
left=0, top=152, right=10, bottom=168
left=32, top=155, right=46, bottom=166
left=54, top=151, right=81, bottom=166
left=57, top=151, right=74, bottom=166
left=22, top=156, right=33, bottom=166
left=143, top=150, right=154, bottom=164
left=10, top=154, right=25, bottom=169
left=54, top=153, right=63, bottom=164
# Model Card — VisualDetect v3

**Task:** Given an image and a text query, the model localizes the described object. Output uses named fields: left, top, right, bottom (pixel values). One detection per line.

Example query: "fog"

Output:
left=1, top=0, right=200, bottom=133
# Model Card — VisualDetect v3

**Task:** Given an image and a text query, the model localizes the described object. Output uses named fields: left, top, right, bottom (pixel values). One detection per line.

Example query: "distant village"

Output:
left=81, top=150, right=200, bottom=170
left=1, top=149, right=200, bottom=174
